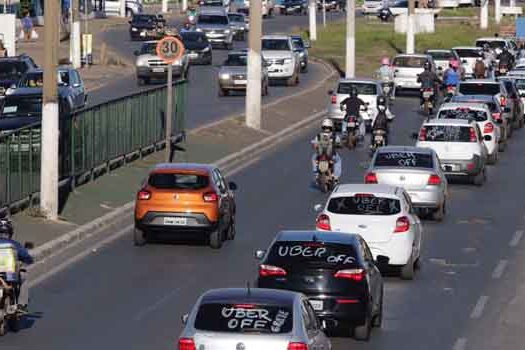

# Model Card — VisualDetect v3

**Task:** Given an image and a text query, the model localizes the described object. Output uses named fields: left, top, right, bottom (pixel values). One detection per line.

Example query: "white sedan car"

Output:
left=315, top=184, right=423, bottom=280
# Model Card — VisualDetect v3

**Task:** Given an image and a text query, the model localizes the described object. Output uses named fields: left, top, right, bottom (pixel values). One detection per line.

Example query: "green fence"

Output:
left=0, top=81, right=186, bottom=211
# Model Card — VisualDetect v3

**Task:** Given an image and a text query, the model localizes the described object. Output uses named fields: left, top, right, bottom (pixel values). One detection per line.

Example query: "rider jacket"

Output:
left=340, top=96, right=366, bottom=119
left=417, top=70, right=440, bottom=89
left=474, top=61, right=486, bottom=78
left=372, top=110, right=389, bottom=132
left=0, top=238, right=33, bottom=282
left=443, top=68, right=460, bottom=86
left=312, top=131, right=337, bottom=157
left=499, top=51, right=514, bottom=67
left=377, top=65, right=394, bottom=81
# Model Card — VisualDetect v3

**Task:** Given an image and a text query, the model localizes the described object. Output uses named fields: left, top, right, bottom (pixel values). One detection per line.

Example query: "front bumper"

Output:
left=219, top=76, right=248, bottom=90
left=186, top=51, right=212, bottom=64
left=440, top=156, right=484, bottom=177
left=203, top=32, right=233, bottom=45
left=362, top=5, right=381, bottom=13
left=136, top=66, right=183, bottom=79
left=135, top=211, right=218, bottom=234
left=130, top=29, right=162, bottom=40
left=267, top=64, right=295, bottom=79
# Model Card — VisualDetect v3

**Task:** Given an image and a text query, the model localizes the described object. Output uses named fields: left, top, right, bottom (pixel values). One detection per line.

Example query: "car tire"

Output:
left=8, top=315, right=20, bottom=333
left=353, top=313, right=371, bottom=341
left=262, top=82, right=269, bottom=96
left=226, top=42, right=233, bottom=50
left=133, top=228, right=147, bottom=246
left=487, top=151, right=498, bottom=165
left=0, top=296, right=8, bottom=336
left=472, top=168, right=486, bottom=186
left=301, top=65, right=308, bottom=73
left=209, top=229, right=223, bottom=249
left=498, top=141, right=506, bottom=152
left=286, top=75, right=296, bottom=86
left=372, top=292, right=383, bottom=328
left=432, top=202, right=445, bottom=222
left=520, top=117, right=525, bottom=128
left=400, top=255, right=415, bottom=280
left=184, top=67, right=190, bottom=80
left=227, top=218, right=236, bottom=240
left=219, top=88, right=229, bottom=97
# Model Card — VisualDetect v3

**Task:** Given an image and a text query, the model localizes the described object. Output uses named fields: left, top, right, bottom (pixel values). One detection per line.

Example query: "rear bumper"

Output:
left=135, top=211, right=217, bottom=233
left=395, top=78, right=420, bottom=89
left=440, top=156, right=484, bottom=177
left=368, top=234, right=414, bottom=265
left=406, top=188, right=444, bottom=209
left=309, top=296, right=368, bottom=327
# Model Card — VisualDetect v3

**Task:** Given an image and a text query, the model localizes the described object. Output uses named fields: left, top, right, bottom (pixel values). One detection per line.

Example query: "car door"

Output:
left=213, top=169, right=231, bottom=228
left=360, top=240, right=382, bottom=312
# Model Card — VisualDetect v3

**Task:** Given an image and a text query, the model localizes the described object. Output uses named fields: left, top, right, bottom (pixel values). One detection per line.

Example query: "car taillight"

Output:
left=500, top=96, right=507, bottom=107
left=419, top=127, right=427, bottom=141
left=483, top=122, right=494, bottom=134
left=492, top=112, right=502, bottom=121
left=137, top=189, right=151, bottom=200
left=469, top=127, right=477, bottom=142
left=203, top=192, right=218, bottom=202
left=394, top=216, right=410, bottom=233
left=348, top=116, right=356, bottom=122
left=331, top=95, right=337, bottom=104
left=334, top=268, right=366, bottom=281
left=316, top=214, right=331, bottom=231
left=179, top=338, right=196, bottom=350
left=427, top=174, right=441, bottom=186
left=288, top=343, right=308, bottom=350
left=364, top=172, right=378, bottom=184
left=259, top=264, right=287, bottom=277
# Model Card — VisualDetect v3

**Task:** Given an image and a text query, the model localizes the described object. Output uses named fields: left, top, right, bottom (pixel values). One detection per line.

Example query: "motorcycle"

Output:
left=315, top=154, right=335, bottom=193
left=369, top=129, right=387, bottom=157
left=443, top=84, right=456, bottom=103
left=339, top=104, right=363, bottom=149
left=421, top=88, right=434, bottom=116
left=381, top=81, right=394, bottom=105
left=496, top=63, right=509, bottom=77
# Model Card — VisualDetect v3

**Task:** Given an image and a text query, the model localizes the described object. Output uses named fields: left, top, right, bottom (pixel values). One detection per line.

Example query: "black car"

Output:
left=256, top=230, right=384, bottom=340
left=0, top=55, right=38, bottom=98
left=281, top=0, right=307, bottom=15
left=180, top=31, right=213, bottom=65
left=129, top=14, right=166, bottom=41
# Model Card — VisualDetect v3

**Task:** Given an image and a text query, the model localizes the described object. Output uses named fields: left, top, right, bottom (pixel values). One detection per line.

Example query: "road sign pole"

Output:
left=166, top=64, right=173, bottom=162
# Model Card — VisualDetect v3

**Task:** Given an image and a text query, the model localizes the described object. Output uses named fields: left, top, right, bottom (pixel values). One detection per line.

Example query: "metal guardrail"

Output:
left=0, top=80, right=187, bottom=212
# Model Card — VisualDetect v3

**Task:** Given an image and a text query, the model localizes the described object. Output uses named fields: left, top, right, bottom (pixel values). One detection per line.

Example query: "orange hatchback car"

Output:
left=134, top=163, right=238, bottom=249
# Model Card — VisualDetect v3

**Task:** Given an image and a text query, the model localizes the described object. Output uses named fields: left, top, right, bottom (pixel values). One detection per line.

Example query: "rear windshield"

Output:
left=476, top=40, right=506, bottom=49
left=225, top=54, right=247, bottom=66
left=228, top=14, right=244, bottom=22
left=450, top=97, right=499, bottom=112
left=266, top=241, right=359, bottom=268
left=132, top=15, right=157, bottom=23
left=422, top=125, right=474, bottom=142
left=374, top=152, right=433, bottom=168
left=337, top=83, right=377, bottom=95
left=195, top=303, right=293, bottom=334
left=0, top=62, right=27, bottom=79
left=327, top=196, right=401, bottom=215
left=140, top=42, right=157, bottom=55
left=198, top=14, right=229, bottom=25
left=454, top=49, right=481, bottom=58
left=459, top=83, right=500, bottom=96
left=438, top=108, right=488, bottom=122
left=393, top=56, right=426, bottom=68
left=427, top=51, right=454, bottom=61
left=148, top=173, right=209, bottom=190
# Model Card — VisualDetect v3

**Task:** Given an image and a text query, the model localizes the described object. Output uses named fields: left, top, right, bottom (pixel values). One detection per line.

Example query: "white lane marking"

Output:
left=470, top=295, right=489, bottom=319
left=510, top=230, right=524, bottom=247
left=134, top=287, right=183, bottom=321
left=492, top=259, right=508, bottom=279
left=453, top=338, right=467, bottom=350
left=224, top=157, right=262, bottom=177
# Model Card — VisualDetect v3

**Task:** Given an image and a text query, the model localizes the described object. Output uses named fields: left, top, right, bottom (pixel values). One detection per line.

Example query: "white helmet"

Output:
left=321, top=118, right=334, bottom=130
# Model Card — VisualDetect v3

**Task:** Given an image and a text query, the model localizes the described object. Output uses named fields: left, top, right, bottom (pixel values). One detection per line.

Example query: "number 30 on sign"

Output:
left=156, top=36, right=185, bottom=64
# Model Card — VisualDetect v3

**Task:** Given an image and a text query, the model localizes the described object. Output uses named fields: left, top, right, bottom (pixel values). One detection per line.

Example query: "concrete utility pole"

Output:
left=120, top=0, right=126, bottom=17
left=41, top=0, right=60, bottom=220
left=309, top=0, right=317, bottom=41
left=245, top=0, right=262, bottom=129
left=480, top=0, right=488, bottom=29
left=406, top=0, right=415, bottom=54
left=162, top=0, right=168, bottom=13
left=71, top=0, right=81, bottom=68
left=84, top=0, right=88, bottom=34
left=165, top=64, right=173, bottom=162
left=182, top=0, right=188, bottom=12
left=345, top=0, right=355, bottom=78
left=322, top=0, right=326, bottom=27
left=495, top=0, right=501, bottom=24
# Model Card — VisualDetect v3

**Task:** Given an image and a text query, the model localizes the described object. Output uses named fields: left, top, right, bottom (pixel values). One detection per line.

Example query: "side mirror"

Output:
left=228, top=181, right=238, bottom=191
left=327, top=89, right=334, bottom=95
left=314, top=203, right=323, bottom=212
left=254, top=249, right=266, bottom=260
left=483, top=135, right=492, bottom=141
left=181, top=313, right=189, bottom=325
left=134, top=50, right=140, bottom=56
left=375, top=255, right=390, bottom=269
left=411, top=132, right=419, bottom=140
left=24, top=242, right=34, bottom=250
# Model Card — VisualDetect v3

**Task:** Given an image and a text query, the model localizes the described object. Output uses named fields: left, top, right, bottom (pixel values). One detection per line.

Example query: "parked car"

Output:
left=179, top=288, right=331, bottom=350
left=364, top=146, right=448, bottom=220
left=180, top=31, right=213, bottom=65
left=291, top=35, right=309, bottom=73
left=315, top=184, right=423, bottom=280
left=134, top=163, right=238, bottom=248
left=425, top=49, right=460, bottom=73
left=134, top=41, right=190, bottom=85
left=218, top=49, right=269, bottom=96
left=262, top=0, right=276, bottom=16
left=128, top=14, right=166, bottom=41
left=256, top=230, right=384, bottom=340
left=102, top=0, right=143, bottom=17
left=227, top=12, right=248, bottom=40
left=415, top=119, right=488, bottom=185
left=261, top=35, right=301, bottom=86
left=196, top=8, right=234, bottom=49
left=392, top=54, right=435, bottom=91
left=0, top=55, right=38, bottom=98
left=452, top=46, right=484, bottom=79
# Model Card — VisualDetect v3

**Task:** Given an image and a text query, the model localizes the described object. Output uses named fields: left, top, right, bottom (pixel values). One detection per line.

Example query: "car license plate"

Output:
left=309, top=299, right=323, bottom=311
left=188, top=53, right=199, bottom=59
left=423, top=91, right=433, bottom=98
left=442, top=164, right=458, bottom=172
left=234, top=80, right=247, bottom=85
left=374, top=135, right=383, bottom=141
left=152, top=67, right=165, bottom=73
left=163, top=217, right=187, bottom=225
left=348, top=122, right=356, bottom=127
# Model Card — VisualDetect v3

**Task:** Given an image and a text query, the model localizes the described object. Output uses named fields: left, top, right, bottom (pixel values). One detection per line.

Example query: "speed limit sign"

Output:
left=156, top=36, right=185, bottom=64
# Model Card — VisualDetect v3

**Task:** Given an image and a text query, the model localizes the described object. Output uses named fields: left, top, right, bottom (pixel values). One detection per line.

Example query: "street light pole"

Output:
left=480, top=0, right=488, bottom=29
left=120, top=0, right=126, bottom=17
left=495, top=0, right=501, bottom=24
left=406, top=0, right=415, bottom=54
left=322, top=0, right=326, bottom=27
left=345, top=0, right=355, bottom=78
left=41, top=0, right=60, bottom=219
left=245, top=0, right=262, bottom=129
left=309, top=0, right=317, bottom=41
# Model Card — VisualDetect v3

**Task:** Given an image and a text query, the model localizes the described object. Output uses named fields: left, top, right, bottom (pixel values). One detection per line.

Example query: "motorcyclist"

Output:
left=0, top=218, right=33, bottom=312
left=376, top=57, right=396, bottom=100
left=371, top=96, right=389, bottom=146
left=339, top=87, right=367, bottom=138
left=443, top=59, right=460, bottom=87
left=311, top=119, right=342, bottom=183
left=474, top=56, right=486, bottom=79
left=417, top=61, right=441, bottom=106
left=181, top=22, right=193, bottom=32
left=498, top=47, right=514, bottom=70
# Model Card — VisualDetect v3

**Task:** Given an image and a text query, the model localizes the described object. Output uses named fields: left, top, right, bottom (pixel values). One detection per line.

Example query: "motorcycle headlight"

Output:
left=131, top=27, right=138, bottom=32
left=196, top=28, right=203, bottom=32
left=220, top=73, right=231, bottom=80
left=299, top=51, right=305, bottom=57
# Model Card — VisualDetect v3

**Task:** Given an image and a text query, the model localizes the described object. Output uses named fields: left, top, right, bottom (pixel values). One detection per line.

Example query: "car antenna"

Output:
left=312, top=234, right=319, bottom=242
left=246, top=281, right=251, bottom=297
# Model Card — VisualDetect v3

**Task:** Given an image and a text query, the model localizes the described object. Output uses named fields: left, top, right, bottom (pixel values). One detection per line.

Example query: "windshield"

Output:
left=327, top=195, right=401, bottom=215
left=1, top=97, right=42, bottom=117
left=438, top=108, right=488, bottom=122
left=459, top=83, right=500, bottom=96
left=428, top=51, right=454, bottom=61
left=337, top=83, right=377, bottom=95
left=476, top=40, right=506, bottom=49
left=0, top=62, right=27, bottom=79
left=393, top=56, right=427, bottom=68
left=454, top=49, right=481, bottom=58
left=181, top=32, right=208, bottom=43
left=132, top=15, right=156, bottom=23
left=374, top=151, right=433, bottom=168
left=228, top=14, right=244, bottom=22
left=19, top=71, right=70, bottom=87
left=195, top=303, right=293, bottom=334
left=198, top=14, right=229, bottom=25
left=262, top=39, right=290, bottom=51
left=148, top=173, right=209, bottom=190
left=140, top=43, right=158, bottom=55
left=225, top=54, right=247, bottom=66
left=422, top=125, right=475, bottom=142
left=292, top=38, right=304, bottom=49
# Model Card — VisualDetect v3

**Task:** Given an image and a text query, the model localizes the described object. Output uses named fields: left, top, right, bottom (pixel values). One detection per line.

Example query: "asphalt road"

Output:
left=89, top=12, right=345, bottom=129
left=3, top=92, right=525, bottom=349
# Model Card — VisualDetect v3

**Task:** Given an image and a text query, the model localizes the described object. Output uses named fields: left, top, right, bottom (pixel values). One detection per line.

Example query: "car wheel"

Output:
left=472, top=168, right=486, bottom=186
left=432, top=201, right=445, bottom=222
left=400, top=254, right=415, bottom=280
left=209, top=229, right=223, bottom=249
left=353, top=312, right=371, bottom=341
left=295, top=72, right=300, bottom=85
left=520, top=117, right=525, bottom=128
left=498, top=140, right=506, bottom=152
left=301, top=64, right=308, bottom=73
left=219, top=88, right=229, bottom=96
left=184, top=67, right=190, bottom=80
left=227, top=218, right=236, bottom=240
left=0, top=296, right=7, bottom=336
left=226, top=42, right=233, bottom=50
left=8, top=315, right=20, bottom=333
left=286, top=75, right=296, bottom=86
left=372, top=291, right=383, bottom=328
left=133, top=227, right=147, bottom=246
left=262, top=82, right=269, bottom=96
left=487, top=151, right=498, bottom=165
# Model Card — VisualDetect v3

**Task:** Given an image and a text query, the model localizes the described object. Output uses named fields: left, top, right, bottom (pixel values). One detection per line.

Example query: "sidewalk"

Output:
left=13, top=59, right=338, bottom=254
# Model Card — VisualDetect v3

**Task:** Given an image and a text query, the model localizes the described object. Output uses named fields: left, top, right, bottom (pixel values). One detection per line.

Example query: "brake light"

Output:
left=427, top=174, right=441, bottom=186
left=334, top=269, right=366, bottom=281
left=354, top=193, right=375, bottom=198
left=331, top=95, right=337, bottom=104
left=483, top=122, right=494, bottom=134
left=348, top=116, right=356, bottom=122
left=316, top=214, right=331, bottom=231
left=288, top=343, right=308, bottom=350
left=364, top=172, right=378, bottom=184
left=137, top=189, right=151, bottom=200
left=500, top=96, right=507, bottom=107
left=179, top=338, right=196, bottom=350
left=203, top=192, right=218, bottom=202
left=492, top=112, right=502, bottom=121
left=336, top=298, right=360, bottom=304
left=234, top=304, right=255, bottom=308
left=469, top=127, right=477, bottom=142
left=259, top=264, right=287, bottom=277
left=394, top=216, right=410, bottom=233
left=418, top=127, right=427, bottom=141
left=467, top=162, right=475, bottom=170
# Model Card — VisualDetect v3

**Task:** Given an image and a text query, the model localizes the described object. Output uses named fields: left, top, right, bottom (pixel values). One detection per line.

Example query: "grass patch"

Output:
left=437, top=6, right=478, bottom=17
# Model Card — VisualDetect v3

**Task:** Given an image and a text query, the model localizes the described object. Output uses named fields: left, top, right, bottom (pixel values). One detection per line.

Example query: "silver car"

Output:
left=179, top=288, right=332, bottom=350
left=366, top=146, right=448, bottom=221
left=134, top=41, right=190, bottom=85
left=392, top=54, right=435, bottom=91
left=218, top=50, right=269, bottom=96
left=228, top=12, right=248, bottom=41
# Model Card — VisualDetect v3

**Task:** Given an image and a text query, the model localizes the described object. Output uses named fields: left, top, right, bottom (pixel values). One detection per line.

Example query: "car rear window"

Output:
left=198, top=14, right=229, bottom=25
left=374, top=152, right=433, bottom=168
left=194, top=303, right=293, bottom=334
left=459, top=83, right=500, bottom=96
left=148, top=173, right=209, bottom=190
left=475, top=40, right=505, bottom=50
left=266, top=241, right=360, bottom=268
left=438, top=108, right=488, bottom=122
left=454, top=49, right=481, bottom=58
left=428, top=51, right=454, bottom=61
left=422, top=125, right=474, bottom=142
left=392, top=56, right=426, bottom=68
left=327, top=195, right=401, bottom=215
left=337, top=83, right=377, bottom=95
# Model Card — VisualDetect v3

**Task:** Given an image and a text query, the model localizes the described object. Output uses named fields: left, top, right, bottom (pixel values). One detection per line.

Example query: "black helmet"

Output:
left=423, top=61, right=431, bottom=71
left=377, top=95, right=387, bottom=106
left=0, top=219, right=13, bottom=240
left=349, top=87, right=358, bottom=97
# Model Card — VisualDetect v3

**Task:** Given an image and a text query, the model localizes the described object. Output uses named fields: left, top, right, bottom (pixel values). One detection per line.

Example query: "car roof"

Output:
left=228, top=49, right=248, bottom=55
left=201, top=288, right=300, bottom=305
left=452, top=46, right=482, bottom=50
left=426, top=49, right=452, bottom=53
left=275, top=230, right=362, bottom=245
left=262, top=34, right=290, bottom=40
left=0, top=55, right=31, bottom=62
left=338, top=78, right=379, bottom=84
left=29, top=67, right=70, bottom=74
left=460, top=79, right=500, bottom=85
left=451, top=94, right=495, bottom=102
left=476, top=37, right=507, bottom=42
left=394, top=53, right=430, bottom=59
left=333, top=183, right=400, bottom=196
left=377, top=145, right=434, bottom=155
left=153, top=163, right=214, bottom=173
left=228, top=12, right=245, bottom=16
left=439, top=102, right=489, bottom=111
left=423, top=118, right=474, bottom=126
left=199, top=7, right=227, bottom=13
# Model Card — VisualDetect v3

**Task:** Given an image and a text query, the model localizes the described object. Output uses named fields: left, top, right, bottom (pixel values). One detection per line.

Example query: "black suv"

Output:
left=129, top=14, right=167, bottom=41
left=256, top=230, right=384, bottom=340
left=0, top=55, right=38, bottom=98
